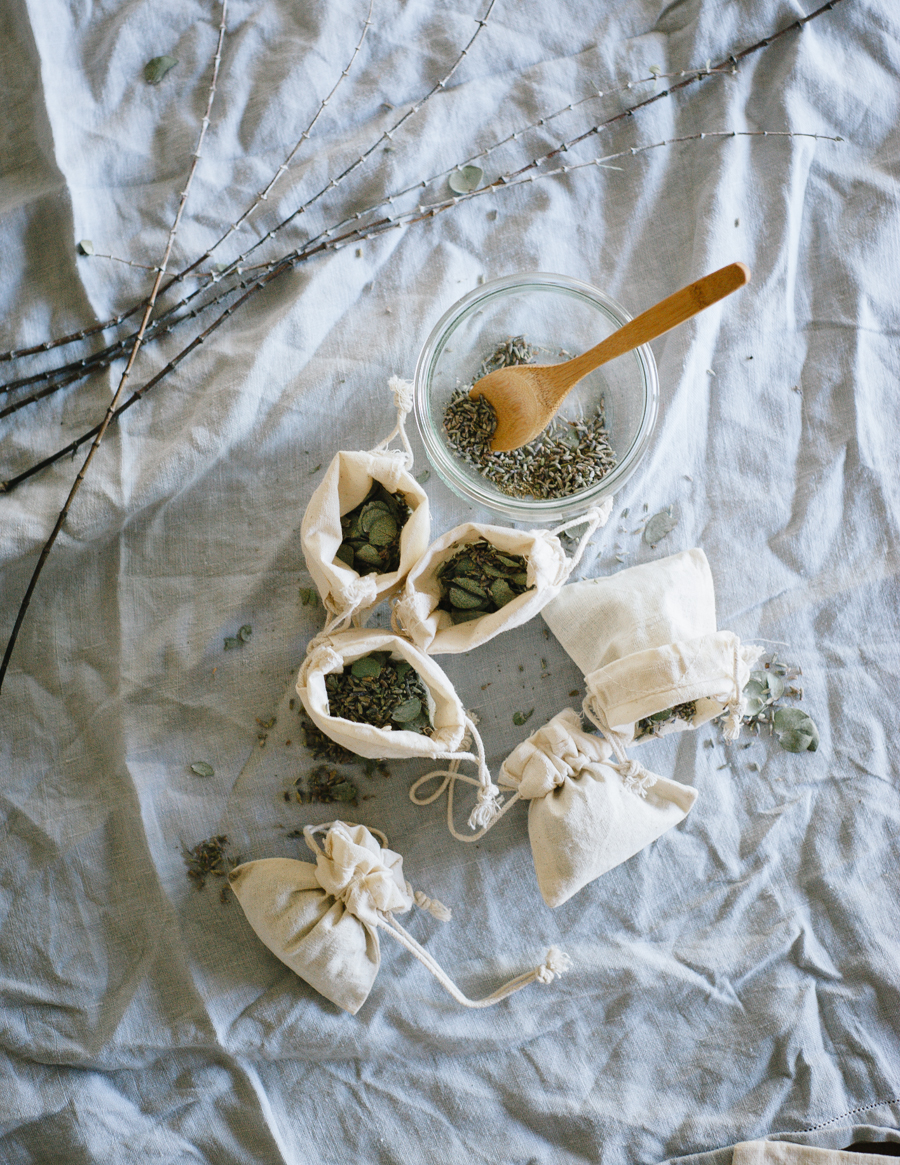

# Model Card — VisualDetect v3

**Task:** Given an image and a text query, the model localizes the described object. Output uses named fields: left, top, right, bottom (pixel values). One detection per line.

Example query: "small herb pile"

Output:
left=436, top=540, right=532, bottom=625
left=326, top=652, right=433, bottom=735
left=635, top=700, right=698, bottom=740
left=742, top=659, right=818, bottom=752
left=336, top=482, right=410, bottom=575
left=306, top=764, right=359, bottom=805
left=184, top=834, right=240, bottom=895
left=442, top=335, right=617, bottom=500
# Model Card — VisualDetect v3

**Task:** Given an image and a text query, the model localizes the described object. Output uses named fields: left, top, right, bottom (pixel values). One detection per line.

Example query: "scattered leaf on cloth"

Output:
left=190, top=761, right=215, bottom=777
left=144, top=55, right=178, bottom=84
left=643, top=506, right=678, bottom=546
left=513, top=709, right=534, bottom=726
left=448, top=165, right=483, bottom=194
left=76, top=239, right=94, bottom=255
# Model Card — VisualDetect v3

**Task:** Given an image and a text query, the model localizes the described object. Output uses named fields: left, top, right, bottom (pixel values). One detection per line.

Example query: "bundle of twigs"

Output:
left=0, top=0, right=844, bottom=693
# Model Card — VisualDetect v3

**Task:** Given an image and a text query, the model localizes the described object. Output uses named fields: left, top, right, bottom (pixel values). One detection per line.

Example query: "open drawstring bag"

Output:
left=541, top=549, right=761, bottom=754
left=300, top=378, right=430, bottom=632
left=296, top=628, right=505, bottom=829
left=411, top=708, right=697, bottom=906
left=391, top=502, right=611, bottom=655
left=229, top=821, right=572, bottom=1014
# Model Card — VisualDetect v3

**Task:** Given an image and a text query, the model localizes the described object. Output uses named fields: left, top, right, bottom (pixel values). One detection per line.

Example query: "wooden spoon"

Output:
left=470, top=261, right=751, bottom=452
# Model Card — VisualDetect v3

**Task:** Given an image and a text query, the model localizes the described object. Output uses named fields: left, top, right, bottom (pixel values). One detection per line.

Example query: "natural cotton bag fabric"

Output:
left=541, top=549, right=760, bottom=747
left=296, top=629, right=505, bottom=828
left=229, top=822, right=573, bottom=1014
left=300, top=379, right=430, bottom=631
left=498, top=709, right=698, bottom=907
left=391, top=503, right=611, bottom=655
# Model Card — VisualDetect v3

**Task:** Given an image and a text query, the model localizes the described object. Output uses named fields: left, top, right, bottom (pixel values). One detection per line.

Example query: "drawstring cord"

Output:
left=581, top=694, right=657, bottom=798
left=368, top=376, right=415, bottom=467
left=304, top=822, right=572, bottom=1009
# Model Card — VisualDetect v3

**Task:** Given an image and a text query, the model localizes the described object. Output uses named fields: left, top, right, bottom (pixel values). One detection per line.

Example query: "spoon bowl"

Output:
left=471, top=262, right=750, bottom=452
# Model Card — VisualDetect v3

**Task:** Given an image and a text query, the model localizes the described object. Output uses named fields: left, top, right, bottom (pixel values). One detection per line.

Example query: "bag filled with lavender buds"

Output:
left=296, top=629, right=504, bottom=829
left=230, top=821, right=572, bottom=1014
left=541, top=549, right=761, bottom=754
left=301, top=379, right=430, bottom=632
left=391, top=504, right=611, bottom=655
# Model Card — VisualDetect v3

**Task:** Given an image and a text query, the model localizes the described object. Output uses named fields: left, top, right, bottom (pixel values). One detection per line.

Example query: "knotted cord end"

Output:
left=413, top=888, right=452, bottom=922
left=615, top=757, right=657, bottom=799
left=467, top=783, right=502, bottom=830
left=722, top=701, right=744, bottom=741
left=536, top=946, right=573, bottom=984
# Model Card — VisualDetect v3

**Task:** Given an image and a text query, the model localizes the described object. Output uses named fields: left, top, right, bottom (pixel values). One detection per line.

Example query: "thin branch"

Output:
left=0, top=0, right=229, bottom=695
left=0, top=0, right=846, bottom=480
left=0, top=127, right=842, bottom=495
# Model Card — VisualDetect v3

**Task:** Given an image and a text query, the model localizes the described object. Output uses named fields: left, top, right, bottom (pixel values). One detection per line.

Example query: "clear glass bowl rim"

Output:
left=413, top=271, right=659, bottom=522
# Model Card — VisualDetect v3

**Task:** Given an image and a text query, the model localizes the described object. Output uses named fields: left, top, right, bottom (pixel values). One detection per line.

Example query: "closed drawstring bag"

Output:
left=297, top=629, right=504, bottom=829
left=300, top=378, right=430, bottom=632
left=391, top=503, right=611, bottom=655
left=497, top=709, right=697, bottom=907
left=541, top=549, right=761, bottom=749
left=229, top=821, right=573, bottom=1014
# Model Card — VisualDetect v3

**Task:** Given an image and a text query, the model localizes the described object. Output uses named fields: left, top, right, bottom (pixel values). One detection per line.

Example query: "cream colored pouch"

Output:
left=497, top=709, right=697, bottom=907
left=296, top=629, right=504, bottom=829
left=300, top=378, right=430, bottom=631
left=392, top=503, right=611, bottom=655
left=229, top=821, right=572, bottom=1014
left=541, top=549, right=761, bottom=749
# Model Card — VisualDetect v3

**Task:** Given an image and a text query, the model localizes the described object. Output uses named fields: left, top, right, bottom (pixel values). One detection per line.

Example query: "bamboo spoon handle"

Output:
left=543, top=261, right=751, bottom=395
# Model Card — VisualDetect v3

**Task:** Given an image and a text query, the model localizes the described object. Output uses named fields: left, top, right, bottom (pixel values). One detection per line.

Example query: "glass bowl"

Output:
left=413, top=272, right=659, bottom=523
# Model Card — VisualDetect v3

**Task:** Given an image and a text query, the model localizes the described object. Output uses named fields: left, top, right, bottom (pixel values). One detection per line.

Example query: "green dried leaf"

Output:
left=144, top=55, right=178, bottom=84
left=450, top=609, right=484, bottom=624
left=76, top=239, right=94, bottom=256
left=392, top=697, right=422, bottom=723
left=452, top=576, right=488, bottom=597
left=773, top=706, right=819, bottom=751
left=335, top=544, right=355, bottom=567
left=744, top=679, right=767, bottom=702
left=223, top=636, right=240, bottom=650
left=239, top=624, right=252, bottom=642
left=643, top=507, right=678, bottom=546
left=448, top=164, right=483, bottom=194
left=395, top=660, right=412, bottom=680
left=448, top=585, right=486, bottom=610
left=368, top=514, right=399, bottom=547
left=351, top=656, right=382, bottom=679
left=744, top=696, right=766, bottom=718
left=513, top=709, right=535, bottom=727
left=329, top=781, right=358, bottom=802
left=355, top=544, right=383, bottom=567
left=489, top=578, right=517, bottom=607
left=299, top=587, right=319, bottom=607
left=778, top=729, right=813, bottom=753
left=190, top=761, right=215, bottom=777
left=416, top=469, right=430, bottom=483
left=765, top=672, right=786, bottom=700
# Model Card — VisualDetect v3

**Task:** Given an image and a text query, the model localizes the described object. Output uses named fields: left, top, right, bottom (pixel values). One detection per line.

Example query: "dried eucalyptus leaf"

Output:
left=351, top=656, right=382, bottom=679
left=766, top=673, right=786, bottom=700
left=448, top=585, right=486, bottom=610
left=355, top=544, right=383, bottom=566
left=299, top=587, right=319, bottom=607
left=643, top=507, right=678, bottom=546
left=367, top=514, right=398, bottom=546
left=450, top=609, right=484, bottom=624
left=744, top=679, right=767, bottom=701
left=239, top=624, right=252, bottom=642
left=190, top=761, right=215, bottom=777
left=489, top=578, right=517, bottom=607
left=513, top=709, right=535, bottom=726
left=76, top=239, right=94, bottom=256
left=778, top=729, right=815, bottom=753
left=744, top=696, right=766, bottom=718
left=453, top=577, right=488, bottom=597
left=329, top=781, right=358, bottom=802
left=391, top=697, right=422, bottom=723
left=335, top=544, right=355, bottom=568
left=223, top=636, right=240, bottom=650
left=448, top=165, right=483, bottom=194
left=144, top=55, right=178, bottom=84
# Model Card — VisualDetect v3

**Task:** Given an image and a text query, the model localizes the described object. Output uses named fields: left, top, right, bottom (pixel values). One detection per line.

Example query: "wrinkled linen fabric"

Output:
left=1, top=0, right=900, bottom=1162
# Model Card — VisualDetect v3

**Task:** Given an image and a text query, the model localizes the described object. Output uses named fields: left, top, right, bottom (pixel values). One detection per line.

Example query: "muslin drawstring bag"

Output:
left=296, top=629, right=505, bottom=829
left=497, top=709, right=697, bottom=907
left=541, top=549, right=761, bottom=750
left=229, top=821, right=572, bottom=1014
left=391, top=502, right=611, bottom=655
left=300, top=378, right=430, bottom=632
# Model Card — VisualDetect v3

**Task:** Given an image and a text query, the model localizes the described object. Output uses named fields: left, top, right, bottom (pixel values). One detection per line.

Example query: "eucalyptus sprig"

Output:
left=741, top=658, right=819, bottom=752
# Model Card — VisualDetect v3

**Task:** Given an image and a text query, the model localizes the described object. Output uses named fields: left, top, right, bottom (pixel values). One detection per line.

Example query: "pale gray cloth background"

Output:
left=1, top=0, right=899, bottom=1161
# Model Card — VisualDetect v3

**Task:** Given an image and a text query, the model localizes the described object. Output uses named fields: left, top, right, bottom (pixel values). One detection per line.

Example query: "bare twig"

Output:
left=0, top=0, right=229, bottom=694
left=0, top=127, right=842, bottom=495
